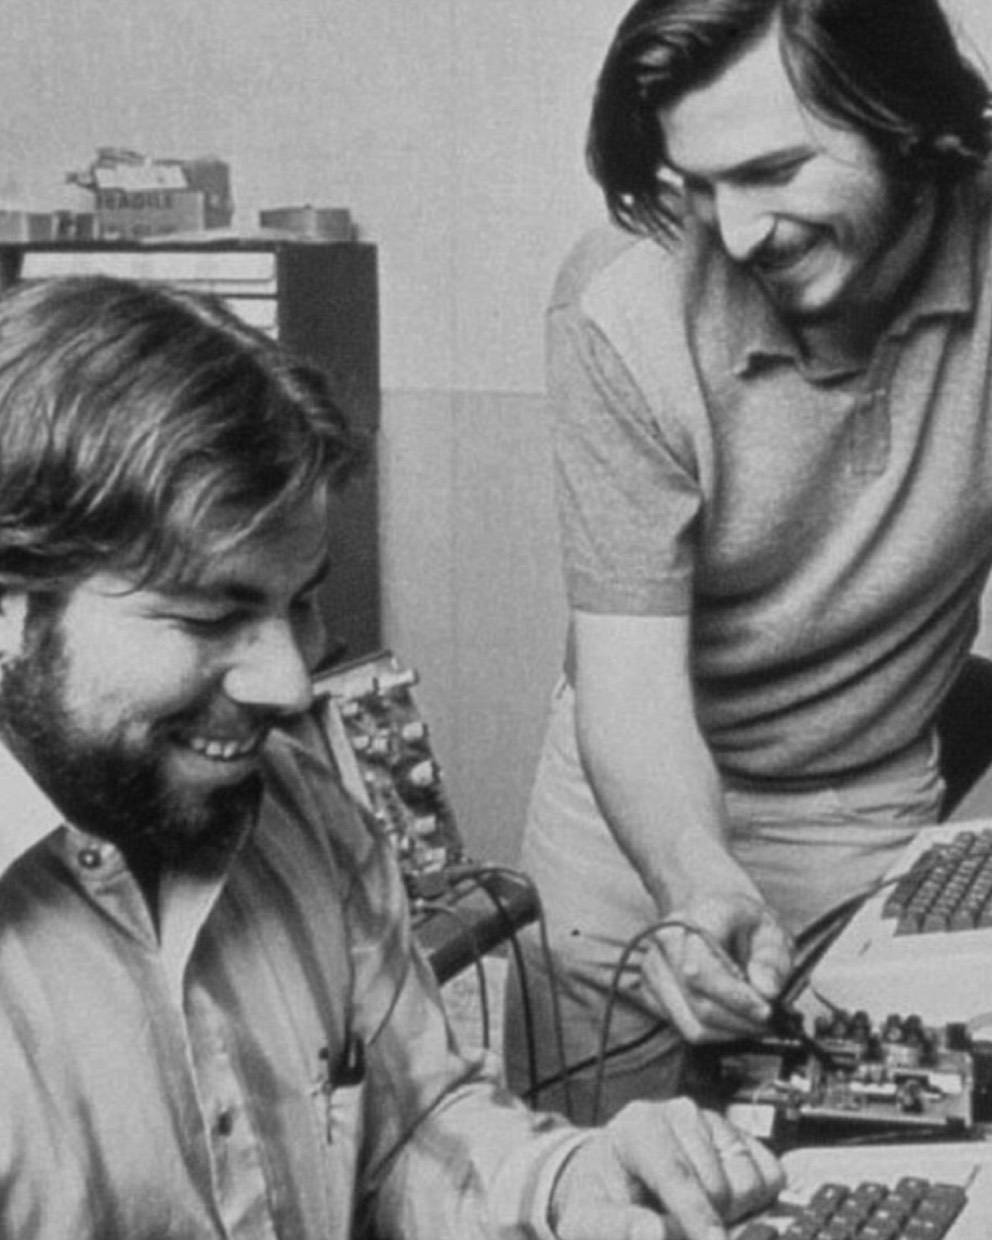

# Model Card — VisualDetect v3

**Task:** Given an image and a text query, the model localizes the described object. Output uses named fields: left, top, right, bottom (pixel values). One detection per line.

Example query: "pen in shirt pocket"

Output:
left=314, top=1033, right=366, bottom=1143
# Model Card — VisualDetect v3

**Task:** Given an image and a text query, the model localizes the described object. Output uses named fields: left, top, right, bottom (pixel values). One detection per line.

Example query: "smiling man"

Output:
left=0, top=276, right=783, bottom=1239
left=504, top=0, right=992, bottom=1122
left=657, top=19, right=938, bottom=357
left=0, top=507, right=328, bottom=873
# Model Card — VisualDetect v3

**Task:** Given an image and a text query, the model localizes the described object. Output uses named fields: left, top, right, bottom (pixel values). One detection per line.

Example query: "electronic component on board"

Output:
left=313, top=651, right=465, bottom=900
left=684, top=1005, right=991, bottom=1151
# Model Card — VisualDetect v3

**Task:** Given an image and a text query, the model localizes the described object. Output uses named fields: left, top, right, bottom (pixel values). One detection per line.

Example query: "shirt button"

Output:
left=216, top=1110, right=234, bottom=1137
left=77, top=847, right=103, bottom=870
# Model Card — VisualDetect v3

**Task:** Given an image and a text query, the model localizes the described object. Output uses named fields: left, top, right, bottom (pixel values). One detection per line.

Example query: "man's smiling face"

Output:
left=658, top=23, right=926, bottom=328
left=0, top=495, right=330, bottom=860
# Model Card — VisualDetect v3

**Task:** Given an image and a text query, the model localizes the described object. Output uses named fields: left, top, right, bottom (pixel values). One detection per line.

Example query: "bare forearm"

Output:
left=575, top=684, right=758, bottom=910
left=572, top=612, right=794, bottom=1032
left=572, top=611, right=760, bottom=913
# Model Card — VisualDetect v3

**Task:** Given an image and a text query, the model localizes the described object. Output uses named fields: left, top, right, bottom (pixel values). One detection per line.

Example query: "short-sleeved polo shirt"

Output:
left=553, top=171, right=992, bottom=782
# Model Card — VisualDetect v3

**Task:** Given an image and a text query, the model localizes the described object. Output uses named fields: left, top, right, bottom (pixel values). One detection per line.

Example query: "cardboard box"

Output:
left=180, top=158, right=233, bottom=229
left=95, top=187, right=205, bottom=241
left=68, top=150, right=234, bottom=241
left=0, top=211, right=54, bottom=243
left=258, top=205, right=354, bottom=241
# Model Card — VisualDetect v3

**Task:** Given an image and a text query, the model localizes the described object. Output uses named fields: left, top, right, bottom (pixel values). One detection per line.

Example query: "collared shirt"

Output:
left=0, top=726, right=584, bottom=1238
left=552, top=170, right=992, bottom=782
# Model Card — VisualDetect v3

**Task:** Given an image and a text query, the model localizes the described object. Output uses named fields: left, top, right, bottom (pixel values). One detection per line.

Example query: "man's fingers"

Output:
left=679, top=933, right=771, bottom=1019
left=642, top=932, right=770, bottom=1041
left=665, top=1100, right=735, bottom=1214
left=552, top=1100, right=785, bottom=1240
left=640, top=948, right=740, bottom=1041
left=702, top=1112, right=785, bottom=1220
left=744, top=918, right=794, bottom=1000
left=608, top=1100, right=730, bottom=1240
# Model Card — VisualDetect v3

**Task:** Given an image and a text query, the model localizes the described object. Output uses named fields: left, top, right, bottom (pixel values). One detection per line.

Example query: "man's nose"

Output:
left=223, top=620, right=314, bottom=716
left=713, top=185, right=774, bottom=263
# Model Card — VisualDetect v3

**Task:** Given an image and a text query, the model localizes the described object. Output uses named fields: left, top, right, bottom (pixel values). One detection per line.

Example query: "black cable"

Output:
left=806, top=984, right=850, bottom=1016
left=827, top=1124, right=969, bottom=1147
left=561, top=834, right=986, bottom=1125
left=436, top=831, right=976, bottom=1122
left=516, top=895, right=873, bottom=1105
left=779, top=891, right=878, bottom=1005
left=525, top=1018, right=668, bottom=1098
left=580, top=885, right=890, bottom=1124
left=420, top=899, right=491, bottom=1048
left=446, top=863, right=575, bottom=1121
left=431, top=866, right=540, bottom=1109
left=591, top=916, right=726, bottom=1124
left=785, top=849, right=964, bottom=1009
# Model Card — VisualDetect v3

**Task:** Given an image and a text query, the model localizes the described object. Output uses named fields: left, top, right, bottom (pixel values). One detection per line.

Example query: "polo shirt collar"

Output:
left=728, top=172, right=984, bottom=377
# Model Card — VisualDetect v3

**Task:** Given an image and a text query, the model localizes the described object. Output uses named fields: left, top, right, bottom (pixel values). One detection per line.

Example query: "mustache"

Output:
left=749, top=230, right=821, bottom=272
left=158, top=702, right=287, bottom=741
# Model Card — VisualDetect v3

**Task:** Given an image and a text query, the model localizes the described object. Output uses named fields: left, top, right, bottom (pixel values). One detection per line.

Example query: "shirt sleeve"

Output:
left=346, top=831, right=590, bottom=1240
left=549, top=294, right=701, bottom=616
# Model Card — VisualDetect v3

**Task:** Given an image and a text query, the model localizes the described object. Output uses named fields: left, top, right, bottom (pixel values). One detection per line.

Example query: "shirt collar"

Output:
left=721, top=171, right=985, bottom=377
left=0, top=741, right=66, bottom=878
left=0, top=736, right=256, bottom=885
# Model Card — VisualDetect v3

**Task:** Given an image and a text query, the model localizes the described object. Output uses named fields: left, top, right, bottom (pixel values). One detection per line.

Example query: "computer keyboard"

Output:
left=881, top=827, right=992, bottom=934
left=737, top=1175, right=965, bottom=1240
left=731, top=1142, right=992, bottom=1240
left=807, top=819, right=992, bottom=1024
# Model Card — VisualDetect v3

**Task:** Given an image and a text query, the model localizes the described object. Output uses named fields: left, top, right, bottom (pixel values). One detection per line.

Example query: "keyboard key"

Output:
left=884, top=829, right=992, bottom=935
left=902, top=1222, right=950, bottom=1240
left=735, top=1223, right=780, bottom=1240
left=781, top=1221, right=821, bottom=1240
left=738, top=1174, right=969, bottom=1240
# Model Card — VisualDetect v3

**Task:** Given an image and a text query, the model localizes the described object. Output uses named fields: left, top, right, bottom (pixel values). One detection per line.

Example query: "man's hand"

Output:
left=640, top=893, right=793, bottom=1043
left=550, top=1097, right=784, bottom=1240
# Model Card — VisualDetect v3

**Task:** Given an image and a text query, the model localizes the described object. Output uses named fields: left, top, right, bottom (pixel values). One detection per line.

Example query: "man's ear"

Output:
left=0, top=591, right=29, bottom=663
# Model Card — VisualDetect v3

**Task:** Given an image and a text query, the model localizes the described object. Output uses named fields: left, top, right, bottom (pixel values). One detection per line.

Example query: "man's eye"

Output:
left=745, top=160, right=804, bottom=187
left=175, top=612, right=243, bottom=635
left=758, top=168, right=795, bottom=186
left=683, top=177, right=713, bottom=199
left=291, top=591, right=321, bottom=623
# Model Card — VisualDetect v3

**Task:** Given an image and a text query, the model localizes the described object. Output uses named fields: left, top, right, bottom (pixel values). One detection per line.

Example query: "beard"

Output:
left=748, top=176, right=926, bottom=329
left=0, top=595, right=263, bottom=867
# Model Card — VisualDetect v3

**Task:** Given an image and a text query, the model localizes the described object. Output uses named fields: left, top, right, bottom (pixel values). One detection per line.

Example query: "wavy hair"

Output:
left=0, top=275, right=363, bottom=592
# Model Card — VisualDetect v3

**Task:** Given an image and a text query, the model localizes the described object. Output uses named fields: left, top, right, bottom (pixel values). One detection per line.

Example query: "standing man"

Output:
left=0, top=275, right=782, bottom=1237
left=505, top=0, right=992, bottom=1121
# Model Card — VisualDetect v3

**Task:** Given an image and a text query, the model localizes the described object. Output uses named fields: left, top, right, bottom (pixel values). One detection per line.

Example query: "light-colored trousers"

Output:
left=503, top=680, right=945, bottom=1124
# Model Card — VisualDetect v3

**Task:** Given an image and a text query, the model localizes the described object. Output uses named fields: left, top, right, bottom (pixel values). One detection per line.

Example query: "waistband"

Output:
left=722, top=730, right=940, bottom=796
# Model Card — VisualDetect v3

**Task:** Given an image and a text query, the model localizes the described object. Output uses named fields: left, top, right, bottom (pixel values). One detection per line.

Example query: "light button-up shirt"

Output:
left=0, top=726, right=585, bottom=1239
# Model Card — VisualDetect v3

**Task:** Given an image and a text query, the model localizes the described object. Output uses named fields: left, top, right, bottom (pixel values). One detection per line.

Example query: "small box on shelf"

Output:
left=0, top=212, right=54, bottom=244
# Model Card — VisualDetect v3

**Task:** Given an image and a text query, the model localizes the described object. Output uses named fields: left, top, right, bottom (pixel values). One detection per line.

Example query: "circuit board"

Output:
left=685, top=1006, right=991, bottom=1150
left=313, top=651, right=465, bottom=900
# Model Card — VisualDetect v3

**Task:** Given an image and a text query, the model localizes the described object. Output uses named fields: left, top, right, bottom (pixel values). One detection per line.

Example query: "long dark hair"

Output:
left=588, top=0, right=992, bottom=236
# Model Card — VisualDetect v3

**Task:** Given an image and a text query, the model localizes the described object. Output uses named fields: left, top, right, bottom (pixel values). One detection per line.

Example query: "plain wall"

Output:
left=1, top=0, right=991, bottom=863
